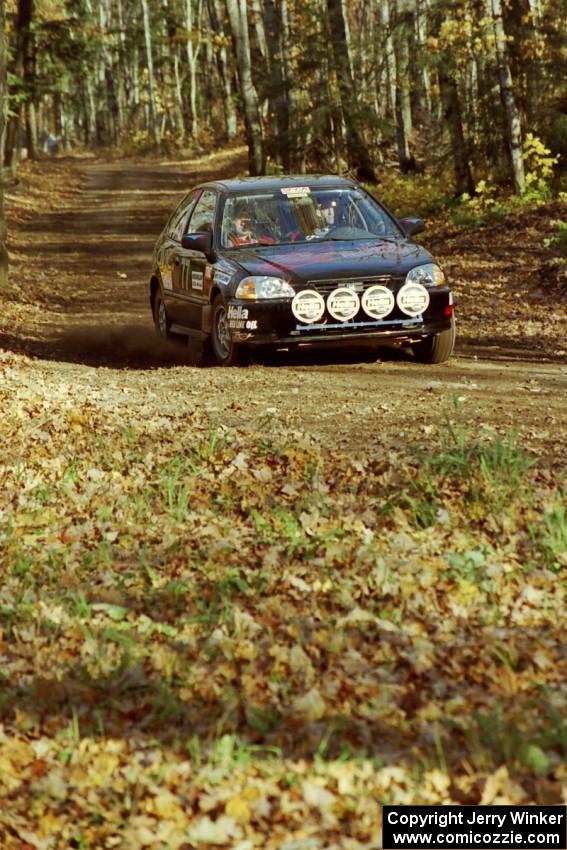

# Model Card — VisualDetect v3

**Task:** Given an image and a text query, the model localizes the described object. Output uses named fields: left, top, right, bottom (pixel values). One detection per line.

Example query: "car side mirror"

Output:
left=398, top=217, right=425, bottom=237
left=182, top=231, right=214, bottom=259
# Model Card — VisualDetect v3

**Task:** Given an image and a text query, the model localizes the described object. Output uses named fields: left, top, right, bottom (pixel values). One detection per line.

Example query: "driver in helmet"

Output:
left=319, top=197, right=338, bottom=226
left=229, top=203, right=258, bottom=245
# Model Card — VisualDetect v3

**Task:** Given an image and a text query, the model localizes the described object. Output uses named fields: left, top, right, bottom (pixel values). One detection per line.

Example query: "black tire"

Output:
left=154, top=290, right=173, bottom=341
left=211, top=295, right=248, bottom=366
left=412, top=318, right=456, bottom=364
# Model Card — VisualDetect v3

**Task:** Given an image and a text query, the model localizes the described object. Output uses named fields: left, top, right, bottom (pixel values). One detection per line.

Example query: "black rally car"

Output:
left=149, top=175, right=455, bottom=365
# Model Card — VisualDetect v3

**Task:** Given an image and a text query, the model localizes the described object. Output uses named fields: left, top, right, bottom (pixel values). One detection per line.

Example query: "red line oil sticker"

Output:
left=228, top=304, right=258, bottom=330
left=361, top=284, right=395, bottom=319
left=327, top=287, right=360, bottom=322
left=396, top=282, right=430, bottom=317
left=292, top=290, right=325, bottom=323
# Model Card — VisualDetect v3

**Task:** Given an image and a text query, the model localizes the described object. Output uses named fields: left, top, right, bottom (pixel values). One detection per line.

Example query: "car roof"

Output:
left=198, top=174, right=358, bottom=194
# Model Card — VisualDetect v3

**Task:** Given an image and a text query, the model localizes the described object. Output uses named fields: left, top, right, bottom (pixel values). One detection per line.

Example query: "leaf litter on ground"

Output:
left=0, top=155, right=566, bottom=849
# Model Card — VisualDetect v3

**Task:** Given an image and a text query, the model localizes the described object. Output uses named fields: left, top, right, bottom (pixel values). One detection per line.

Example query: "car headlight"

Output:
left=405, top=263, right=445, bottom=287
left=235, top=276, right=295, bottom=300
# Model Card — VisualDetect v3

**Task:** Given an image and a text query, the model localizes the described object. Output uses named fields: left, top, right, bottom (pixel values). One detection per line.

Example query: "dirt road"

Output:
left=3, top=150, right=566, bottom=463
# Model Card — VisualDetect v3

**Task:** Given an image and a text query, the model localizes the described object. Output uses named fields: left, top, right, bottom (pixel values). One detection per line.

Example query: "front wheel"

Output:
left=211, top=296, right=248, bottom=366
left=412, top=318, right=456, bottom=364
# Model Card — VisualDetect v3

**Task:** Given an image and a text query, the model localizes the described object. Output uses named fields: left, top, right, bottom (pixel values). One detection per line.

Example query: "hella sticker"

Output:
left=327, top=287, right=360, bottom=322
left=361, top=285, right=395, bottom=319
left=292, top=290, right=325, bottom=324
left=397, top=282, right=430, bottom=317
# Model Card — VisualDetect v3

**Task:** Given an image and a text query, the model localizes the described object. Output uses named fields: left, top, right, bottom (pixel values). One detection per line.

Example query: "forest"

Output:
left=1, top=0, right=567, bottom=224
left=0, top=1, right=567, bottom=848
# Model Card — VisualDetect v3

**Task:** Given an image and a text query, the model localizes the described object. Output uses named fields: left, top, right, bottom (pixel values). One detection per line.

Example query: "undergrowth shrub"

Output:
left=522, top=133, right=560, bottom=201
left=450, top=135, right=561, bottom=228
left=450, top=179, right=511, bottom=228
left=544, top=220, right=567, bottom=257
left=369, top=170, right=451, bottom=217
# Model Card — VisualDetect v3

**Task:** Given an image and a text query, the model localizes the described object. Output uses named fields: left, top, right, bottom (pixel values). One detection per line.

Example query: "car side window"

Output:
left=187, top=190, right=217, bottom=234
left=167, top=190, right=200, bottom=240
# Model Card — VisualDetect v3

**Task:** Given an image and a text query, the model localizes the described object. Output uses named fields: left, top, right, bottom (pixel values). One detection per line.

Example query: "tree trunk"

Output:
left=504, top=0, right=541, bottom=127
left=21, top=0, right=37, bottom=158
left=381, top=0, right=397, bottom=122
left=0, top=0, right=8, bottom=289
left=490, top=0, right=525, bottom=193
left=439, top=67, right=475, bottom=195
left=390, top=0, right=416, bottom=173
left=523, top=0, right=542, bottom=126
left=326, top=0, right=377, bottom=181
left=430, top=2, right=474, bottom=195
left=4, top=0, right=34, bottom=170
left=279, top=0, right=299, bottom=169
left=263, top=0, right=290, bottom=169
left=114, top=0, right=128, bottom=137
left=98, top=0, right=119, bottom=144
left=163, top=0, right=185, bottom=139
left=141, top=0, right=161, bottom=146
left=250, top=0, right=268, bottom=65
left=225, top=0, right=265, bottom=175
left=186, top=0, right=203, bottom=139
left=207, top=0, right=238, bottom=141
left=415, top=0, right=431, bottom=116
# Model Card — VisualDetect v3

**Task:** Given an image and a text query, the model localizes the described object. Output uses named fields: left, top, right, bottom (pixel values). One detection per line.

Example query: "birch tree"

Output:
left=490, top=0, right=525, bottom=193
left=207, top=0, right=237, bottom=140
left=0, top=0, right=8, bottom=289
left=390, top=0, right=416, bottom=173
left=141, top=0, right=161, bottom=146
left=186, top=0, right=204, bottom=139
left=430, top=0, right=474, bottom=194
left=326, top=0, right=377, bottom=181
left=225, top=0, right=265, bottom=175
left=264, top=0, right=297, bottom=169
left=381, top=0, right=397, bottom=124
left=162, top=0, right=185, bottom=139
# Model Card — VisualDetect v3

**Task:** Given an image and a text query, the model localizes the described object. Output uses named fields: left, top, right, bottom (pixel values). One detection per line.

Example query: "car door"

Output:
left=174, top=189, right=219, bottom=329
left=159, top=189, right=200, bottom=324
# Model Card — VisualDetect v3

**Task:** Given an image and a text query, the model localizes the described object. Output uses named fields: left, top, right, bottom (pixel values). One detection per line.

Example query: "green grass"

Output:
left=530, top=501, right=567, bottom=571
left=447, top=701, right=567, bottom=776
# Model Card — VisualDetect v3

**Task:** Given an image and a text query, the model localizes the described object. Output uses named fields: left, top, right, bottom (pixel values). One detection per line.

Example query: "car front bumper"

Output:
left=227, top=287, right=453, bottom=349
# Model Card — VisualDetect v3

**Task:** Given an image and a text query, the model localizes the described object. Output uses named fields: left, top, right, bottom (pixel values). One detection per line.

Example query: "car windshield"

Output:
left=220, top=187, right=402, bottom=248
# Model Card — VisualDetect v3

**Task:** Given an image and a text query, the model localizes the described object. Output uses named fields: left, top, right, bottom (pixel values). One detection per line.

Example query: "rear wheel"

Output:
left=154, top=291, right=173, bottom=340
left=412, top=318, right=456, bottom=364
left=211, top=295, right=248, bottom=366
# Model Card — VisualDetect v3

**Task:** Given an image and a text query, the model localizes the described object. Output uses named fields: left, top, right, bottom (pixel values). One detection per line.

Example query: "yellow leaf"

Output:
left=39, top=812, right=61, bottom=836
left=188, top=815, right=240, bottom=844
left=226, top=795, right=252, bottom=824
left=150, top=791, right=185, bottom=820
left=292, top=687, right=326, bottom=722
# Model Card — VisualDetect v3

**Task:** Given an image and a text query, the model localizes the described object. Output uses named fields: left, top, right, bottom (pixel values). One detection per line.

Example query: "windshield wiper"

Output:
left=310, top=233, right=401, bottom=244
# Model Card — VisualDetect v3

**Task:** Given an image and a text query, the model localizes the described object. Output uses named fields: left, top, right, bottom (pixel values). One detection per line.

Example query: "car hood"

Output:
left=229, top=238, right=433, bottom=283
